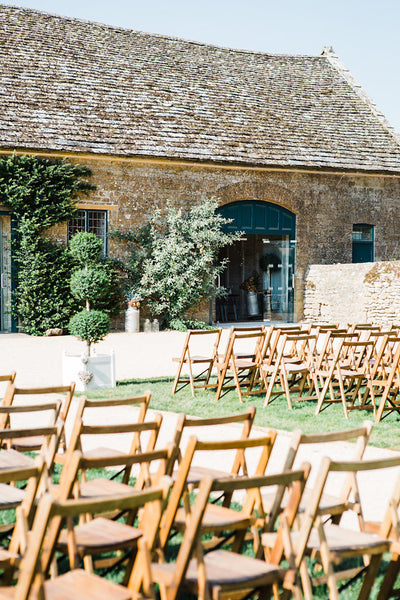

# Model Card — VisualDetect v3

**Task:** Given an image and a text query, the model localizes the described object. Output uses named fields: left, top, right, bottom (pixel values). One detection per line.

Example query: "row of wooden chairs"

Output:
left=2, top=380, right=400, bottom=598
left=172, top=323, right=400, bottom=422
left=2, top=411, right=400, bottom=599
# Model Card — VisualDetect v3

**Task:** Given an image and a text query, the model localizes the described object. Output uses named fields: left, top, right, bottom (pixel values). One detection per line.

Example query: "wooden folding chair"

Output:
left=159, top=433, right=277, bottom=555
left=298, top=456, right=400, bottom=600
left=165, top=406, right=256, bottom=480
left=263, top=421, right=373, bottom=527
left=152, top=465, right=311, bottom=600
left=51, top=450, right=172, bottom=578
left=214, top=329, right=266, bottom=402
left=365, top=469, right=400, bottom=599
left=0, top=421, right=63, bottom=476
left=0, top=457, right=48, bottom=583
left=56, top=392, right=151, bottom=463
left=1, top=478, right=172, bottom=600
left=62, top=411, right=163, bottom=497
left=364, top=337, right=400, bottom=422
left=172, top=328, right=222, bottom=396
left=0, top=383, right=75, bottom=452
left=313, top=335, right=374, bottom=417
left=261, top=333, right=319, bottom=409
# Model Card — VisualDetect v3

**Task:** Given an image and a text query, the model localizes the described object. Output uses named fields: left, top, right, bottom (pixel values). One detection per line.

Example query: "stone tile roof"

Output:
left=2, top=5, right=400, bottom=173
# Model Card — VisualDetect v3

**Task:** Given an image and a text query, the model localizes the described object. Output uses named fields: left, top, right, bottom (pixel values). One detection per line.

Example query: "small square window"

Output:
left=352, top=224, right=373, bottom=242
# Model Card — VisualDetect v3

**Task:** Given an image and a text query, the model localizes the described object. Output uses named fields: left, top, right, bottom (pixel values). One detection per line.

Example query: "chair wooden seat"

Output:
left=57, top=516, right=143, bottom=553
left=174, top=504, right=251, bottom=532
left=305, top=524, right=390, bottom=556
left=262, top=487, right=355, bottom=519
left=0, top=449, right=35, bottom=470
left=78, top=478, right=134, bottom=498
left=11, top=436, right=48, bottom=452
left=173, top=355, right=212, bottom=363
left=0, top=483, right=26, bottom=509
left=153, top=550, right=287, bottom=590
left=0, top=569, right=141, bottom=600
left=81, top=446, right=127, bottom=459
left=186, top=550, right=287, bottom=587
left=46, top=570, right=140, bottom=600
left=172, top=465, right=234, bottom=486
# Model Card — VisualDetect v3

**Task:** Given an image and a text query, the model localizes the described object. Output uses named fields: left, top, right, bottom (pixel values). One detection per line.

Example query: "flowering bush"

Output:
left=112, top=198, right=242, bottom=328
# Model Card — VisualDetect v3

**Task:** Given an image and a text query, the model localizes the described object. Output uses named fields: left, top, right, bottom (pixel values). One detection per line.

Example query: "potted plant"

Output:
left=62, top=232, right=115, bottom=391
left=240, top=273, right=261, bottom=317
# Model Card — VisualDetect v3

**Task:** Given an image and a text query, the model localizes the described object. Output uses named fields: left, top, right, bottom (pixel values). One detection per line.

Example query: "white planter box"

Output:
left=62, top=351, right=116, bottom=392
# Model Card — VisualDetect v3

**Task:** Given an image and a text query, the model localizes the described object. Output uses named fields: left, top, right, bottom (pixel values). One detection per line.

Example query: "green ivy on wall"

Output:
left=0, top=154, right=94, bottom=334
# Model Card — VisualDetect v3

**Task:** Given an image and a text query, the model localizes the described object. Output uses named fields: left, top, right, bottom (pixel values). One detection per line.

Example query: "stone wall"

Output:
left=3, top=152, right=400, bottom=325
left=48, top=154, right=400, bottom=321
left=304, top=261, right=400, bottom=325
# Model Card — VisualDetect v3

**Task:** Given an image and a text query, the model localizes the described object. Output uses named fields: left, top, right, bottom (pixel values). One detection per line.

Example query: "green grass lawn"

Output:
left=84, top=376, right=400, bottom=450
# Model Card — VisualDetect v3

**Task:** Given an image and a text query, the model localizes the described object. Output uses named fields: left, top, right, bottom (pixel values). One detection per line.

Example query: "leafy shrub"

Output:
left=70, top=269, right=111, bottom=305
left=69, top=309, right=110, bottom=347
left=14, top=237, right=78, bottom=335
left=168, top=318, right=213, bottom=332
left=0, top=154, right=94, bottom=335
left=69, top=231, right=103, bottom=265
left=112, top=198, right=242, bottom=328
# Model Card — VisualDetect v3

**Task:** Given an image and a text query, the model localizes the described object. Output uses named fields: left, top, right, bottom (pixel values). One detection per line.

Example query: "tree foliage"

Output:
left=0, top=154, right=94, bottom=334
left=69, top=232, right=111, bottom=354
left=69, top=309, right=110, bottom=349
left=112, top=198, right=242, bottom=328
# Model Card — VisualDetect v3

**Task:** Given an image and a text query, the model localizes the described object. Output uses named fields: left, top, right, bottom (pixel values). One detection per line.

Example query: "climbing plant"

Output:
left=0, top=154, right=94, bottom=334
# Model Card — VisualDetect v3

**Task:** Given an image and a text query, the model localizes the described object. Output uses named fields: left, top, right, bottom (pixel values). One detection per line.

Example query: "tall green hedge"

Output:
left=0, top=154, right=94, bottom=334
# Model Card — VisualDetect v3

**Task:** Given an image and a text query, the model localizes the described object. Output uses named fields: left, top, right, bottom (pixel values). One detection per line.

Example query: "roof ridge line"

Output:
left=321, top=46, right=400, bottom=146
left=4, top=4, right=321, bottom=59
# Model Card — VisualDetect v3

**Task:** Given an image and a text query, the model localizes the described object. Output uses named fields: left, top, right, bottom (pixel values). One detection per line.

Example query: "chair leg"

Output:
left=172, top=360, right=184, bottom=394
left=357, top=553, right=383, bottom=600
left=336, top=371, right=349, bottom=419
left=215, top=366, right=228, bottom=401
left=232, top=367, right=244, bottom=403
left=263, top=369, right=279, bottom=408
left=316, top=518, right=340, bottom=600
left=83, top=554, right=94, bottom=573
left=205, top=358, right=217, bottom=387
left=299, top=558, right=314, bottom=600
left=377, top=552, right=400, bottom=600
left=314, top=376, right=330, bottom=415
left=376, top=386, right=391, bottom=423
left=280, top=370, right=293, bottom=410
left=187, top=359, right=196, bottom=397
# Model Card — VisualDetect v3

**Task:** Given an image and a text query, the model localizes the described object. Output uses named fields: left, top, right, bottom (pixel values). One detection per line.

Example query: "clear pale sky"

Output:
left=3, top=0, right=400, bottom=134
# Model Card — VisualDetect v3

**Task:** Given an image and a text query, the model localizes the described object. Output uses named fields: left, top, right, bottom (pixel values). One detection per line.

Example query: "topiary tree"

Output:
left=68, top=232, right=111, bottom=355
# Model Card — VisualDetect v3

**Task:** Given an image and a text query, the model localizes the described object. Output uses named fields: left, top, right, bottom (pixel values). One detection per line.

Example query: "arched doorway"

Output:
left=216, top=200, right=296, bottom=322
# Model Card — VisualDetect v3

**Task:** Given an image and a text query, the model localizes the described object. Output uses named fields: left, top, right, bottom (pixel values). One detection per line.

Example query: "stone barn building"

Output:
left=1, top=5, right=400, bottom=331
